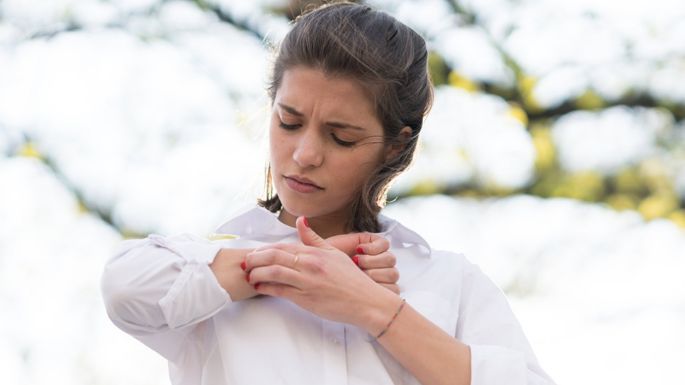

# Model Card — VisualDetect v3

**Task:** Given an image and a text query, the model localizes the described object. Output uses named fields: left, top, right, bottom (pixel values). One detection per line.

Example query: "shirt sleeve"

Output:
left=100, top=233, right=231, bottom=361
left=456, top=260, right=556, bottom=385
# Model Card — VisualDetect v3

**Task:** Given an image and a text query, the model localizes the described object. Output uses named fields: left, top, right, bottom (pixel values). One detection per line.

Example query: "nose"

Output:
left=292, top=125, right=324, bottom=168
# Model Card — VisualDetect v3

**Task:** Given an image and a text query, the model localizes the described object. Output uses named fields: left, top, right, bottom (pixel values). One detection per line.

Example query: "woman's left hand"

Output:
left=243, top=217, right=397, bottom=329
left=326, top=232, right=400, bottom=294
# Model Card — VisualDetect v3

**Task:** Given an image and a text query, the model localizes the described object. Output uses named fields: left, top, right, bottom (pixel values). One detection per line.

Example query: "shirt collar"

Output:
left=215, top=205, right=432, bottom=257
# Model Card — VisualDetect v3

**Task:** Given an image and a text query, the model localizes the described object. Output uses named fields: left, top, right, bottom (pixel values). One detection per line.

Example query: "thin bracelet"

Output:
left=375, top=298, right=406, bottom=340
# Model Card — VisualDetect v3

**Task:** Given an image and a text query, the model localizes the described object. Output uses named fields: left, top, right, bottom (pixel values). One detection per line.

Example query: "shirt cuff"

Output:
left=148, top=233, right=231, bottom=329
left=158, top=260, right=230, bottom=329
left=470, top=344, right=527, bottom=385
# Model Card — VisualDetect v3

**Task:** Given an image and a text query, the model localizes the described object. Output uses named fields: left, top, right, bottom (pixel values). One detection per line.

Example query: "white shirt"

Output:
left=101, top=206, right=555, bottom=385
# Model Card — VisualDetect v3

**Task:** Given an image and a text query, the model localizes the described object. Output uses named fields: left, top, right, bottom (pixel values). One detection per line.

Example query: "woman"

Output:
left=101, top=2, right=555, bottom=384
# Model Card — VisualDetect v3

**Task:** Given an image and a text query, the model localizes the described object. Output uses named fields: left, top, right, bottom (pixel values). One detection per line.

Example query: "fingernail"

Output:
left=254, top=283, right=261, bottom=290
left=356, top=247, right=364, bottom=254
left=240, top=261, right=246, bottom=271
left=245, top=273, right=250, bottom=283
left=303, top=217, right=309, bottom=227
left=352, top=255, right=360, bottom=267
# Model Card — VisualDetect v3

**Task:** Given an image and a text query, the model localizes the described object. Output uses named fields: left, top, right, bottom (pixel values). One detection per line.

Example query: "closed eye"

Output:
left=279, top=121, right=300, bottom=130
left=331, top=134, right=356, bottom=147
left=279, top=120, right=357, bottom=147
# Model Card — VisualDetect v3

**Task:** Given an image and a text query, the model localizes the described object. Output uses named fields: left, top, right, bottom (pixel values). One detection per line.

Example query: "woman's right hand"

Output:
left=210, top=232, right=400, bottom=302
left=326, top=232, right=400, bottom=294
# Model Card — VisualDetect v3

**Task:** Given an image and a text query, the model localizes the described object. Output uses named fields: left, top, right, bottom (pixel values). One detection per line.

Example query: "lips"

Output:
left=284, top=175, right=324, bottom=193
left=286, top=175, right=323, bottom=188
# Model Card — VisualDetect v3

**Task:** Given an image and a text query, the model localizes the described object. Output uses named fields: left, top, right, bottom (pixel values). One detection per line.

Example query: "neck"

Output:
left=278, top=209, right=349, bottom=238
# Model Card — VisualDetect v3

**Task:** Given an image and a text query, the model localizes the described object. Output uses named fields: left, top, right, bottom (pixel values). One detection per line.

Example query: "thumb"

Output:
left=296, top=217, right=334, bottom=250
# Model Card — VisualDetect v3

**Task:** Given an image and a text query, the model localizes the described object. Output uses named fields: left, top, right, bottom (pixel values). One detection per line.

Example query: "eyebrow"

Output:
left=277, top=103, right=366, bottom=131
left=278, top=103, right=303, bottom=117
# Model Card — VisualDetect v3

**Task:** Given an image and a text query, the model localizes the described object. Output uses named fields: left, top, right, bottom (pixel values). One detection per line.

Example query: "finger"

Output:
left=252, top=244, right=323, bottom=262
left=253, top=243, right=302, bottom=254
left=364, top=267, right=400, bottom=284
left=325, top=233, right=366, bottom=256
left=253, top=242, right=323, bottom=257
left=350, top=232, right=379, bottom=246
left=380, top=283, right=400, bottom=294
left=357, top=251, right=396, bottom=269
left=248, top=265, right=303, bottom=288
left=296, top=217, right=334, bottom=250
left=254, top=282, right=301, bottom=298
left=246, top=248, right=301, bottom=273
left=357, top=235, right=390, bottom=255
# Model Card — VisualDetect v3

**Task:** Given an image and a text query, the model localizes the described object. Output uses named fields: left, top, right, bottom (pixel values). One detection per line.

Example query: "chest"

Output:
left=202, top=253, right=461, bottom=385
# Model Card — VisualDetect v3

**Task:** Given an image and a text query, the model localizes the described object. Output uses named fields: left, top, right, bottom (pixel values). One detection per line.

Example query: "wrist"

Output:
left=210, top=248, right=257, bottom=301
left=357, top=287, right=404, bottom=337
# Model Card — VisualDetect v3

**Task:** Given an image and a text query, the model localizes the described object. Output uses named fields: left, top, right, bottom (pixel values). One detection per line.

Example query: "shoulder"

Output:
left=380, top=212, right=479, bottom=284
left=430, top=247, right=502, bottom=296
left=426, top=248, right=484, bottom=289
left=381, top=212, right=499, bottom=290
left=432, top=248, right=483, bottom=276
left=379, top=211, right=471, bottom=266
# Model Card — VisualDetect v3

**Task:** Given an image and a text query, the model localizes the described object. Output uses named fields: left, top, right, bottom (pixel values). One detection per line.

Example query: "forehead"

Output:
left=275, top=66, right=382, bottom=129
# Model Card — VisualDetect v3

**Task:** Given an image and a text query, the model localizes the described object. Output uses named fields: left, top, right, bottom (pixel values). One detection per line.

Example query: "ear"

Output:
left=384, top=126, right=412, bottom=162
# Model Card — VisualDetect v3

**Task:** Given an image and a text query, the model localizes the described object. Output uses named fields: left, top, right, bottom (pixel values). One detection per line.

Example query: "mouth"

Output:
left=283, top=175, right=324, bottom=193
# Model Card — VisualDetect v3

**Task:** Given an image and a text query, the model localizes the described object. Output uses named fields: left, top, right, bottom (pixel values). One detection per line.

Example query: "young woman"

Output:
left=102, top=2, right=555, bottom=385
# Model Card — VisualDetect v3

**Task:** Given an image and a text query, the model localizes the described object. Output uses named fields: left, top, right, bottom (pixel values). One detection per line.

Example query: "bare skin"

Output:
left=209, top=232, right=400, bottom=302
left=243, top=67, right=472, bottom=385
left=247, top=217, right=472, bottom=385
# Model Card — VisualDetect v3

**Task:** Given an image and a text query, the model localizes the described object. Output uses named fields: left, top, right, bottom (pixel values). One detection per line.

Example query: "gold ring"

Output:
left=292, top=254, right=299, bottom=268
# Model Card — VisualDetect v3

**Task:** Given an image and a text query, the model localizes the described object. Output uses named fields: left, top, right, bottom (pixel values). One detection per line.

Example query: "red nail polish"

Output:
left=254, top=283, right=261, bottom=290
left=303, top=217, right=309, bottom=227
left=356, top=247, right=364, bottom=254
left=240, top=261, right=246, bottom=271
left=352, top=255, right=360, bottom=266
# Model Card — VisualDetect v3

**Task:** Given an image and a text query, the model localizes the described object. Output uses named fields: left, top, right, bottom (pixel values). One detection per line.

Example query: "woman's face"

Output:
left=270, top=66, right=389, bottom=222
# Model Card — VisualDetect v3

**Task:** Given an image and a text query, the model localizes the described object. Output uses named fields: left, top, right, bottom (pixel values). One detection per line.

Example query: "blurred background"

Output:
left=1, top=0, right=684, bottom=384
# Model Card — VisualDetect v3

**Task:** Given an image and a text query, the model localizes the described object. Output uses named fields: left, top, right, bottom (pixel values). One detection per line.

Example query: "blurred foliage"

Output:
left=408, top=178, right=446, bottom=196
left=448, top=70, right=479, bottom=93
left=427, top=51, right=449, bottom=87
left=532, top=171, right=606, bottom=202
left=517, top=75, right=544, bottom=113
left=420, top=31, right=684, bottom=228
left=17, top=141, right=43, bottom=159
left=262, top=0, right=685, bottom=229
left=575, top=89, right=606, bottom=110
left=530, top=125, right=557, bottom=173
left=669, top=210, right=685, bottom=228
left=6, top=0, right=683, bottom=231
left=638, top=192, right=679, bottom=220
left=507, top=103, right=529, bottom=127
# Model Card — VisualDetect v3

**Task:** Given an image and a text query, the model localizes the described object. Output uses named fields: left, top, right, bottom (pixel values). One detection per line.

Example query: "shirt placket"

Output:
left=321, top=320, right=348, bottom=385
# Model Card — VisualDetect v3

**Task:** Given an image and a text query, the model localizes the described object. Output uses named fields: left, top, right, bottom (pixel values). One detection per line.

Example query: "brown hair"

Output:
left=259, top=1, right=433, bottom=232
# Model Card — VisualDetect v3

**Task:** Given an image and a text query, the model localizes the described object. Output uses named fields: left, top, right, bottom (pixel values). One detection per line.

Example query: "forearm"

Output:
left=363, top=290, right=471, bottom=385
left=102, top=234, right=230, bottom=333
left=210, top=247, right=258, bottom=301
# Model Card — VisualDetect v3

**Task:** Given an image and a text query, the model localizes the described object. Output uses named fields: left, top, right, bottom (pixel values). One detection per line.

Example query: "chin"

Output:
left=279, top=197, right=318, bottom=218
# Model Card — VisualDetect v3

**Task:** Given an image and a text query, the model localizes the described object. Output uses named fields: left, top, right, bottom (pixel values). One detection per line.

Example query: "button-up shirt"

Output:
left=101, top=206, right=555, bottom=384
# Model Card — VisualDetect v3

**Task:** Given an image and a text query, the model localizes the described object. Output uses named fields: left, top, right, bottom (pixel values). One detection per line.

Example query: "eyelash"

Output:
left=279, top=121, right=356, bottom=147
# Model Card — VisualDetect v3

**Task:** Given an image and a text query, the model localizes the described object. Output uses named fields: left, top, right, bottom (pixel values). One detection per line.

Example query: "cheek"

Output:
left=268, top=124, right=286, bottom=167
left=334, top=153, right=382, bottom=187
